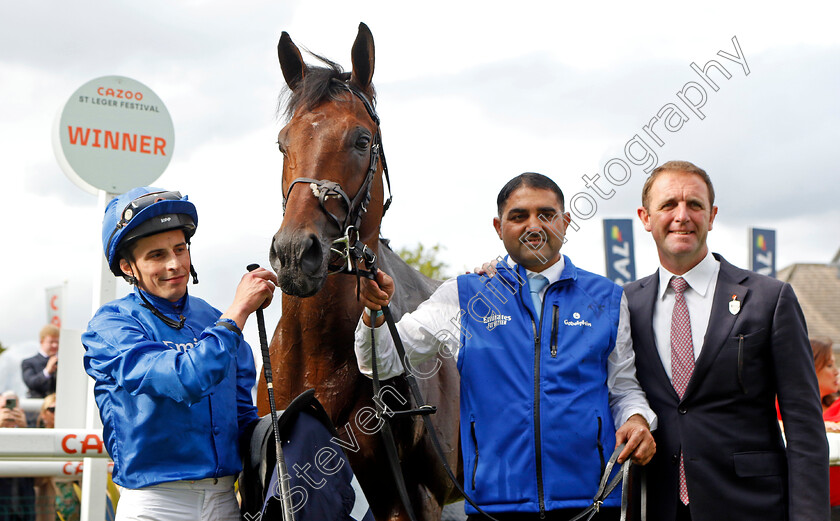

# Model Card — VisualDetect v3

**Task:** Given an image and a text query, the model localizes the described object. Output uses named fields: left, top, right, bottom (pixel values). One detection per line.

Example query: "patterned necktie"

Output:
left=530, top=274, right=548, bottom=317
left=670, top=275, right=694, bottom=505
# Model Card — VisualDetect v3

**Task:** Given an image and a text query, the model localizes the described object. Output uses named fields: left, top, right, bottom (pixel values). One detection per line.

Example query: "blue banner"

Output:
left=603, top=219, right=636, bottom=285
left=749, top=228, right=776, bottom=278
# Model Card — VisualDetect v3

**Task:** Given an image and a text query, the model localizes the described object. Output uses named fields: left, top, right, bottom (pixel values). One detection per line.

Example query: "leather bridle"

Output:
left=280, top=79, right=392, bottom=277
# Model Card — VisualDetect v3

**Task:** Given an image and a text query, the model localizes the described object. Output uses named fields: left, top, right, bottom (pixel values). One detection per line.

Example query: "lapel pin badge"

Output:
left=729, top=294, right=741, bottom=315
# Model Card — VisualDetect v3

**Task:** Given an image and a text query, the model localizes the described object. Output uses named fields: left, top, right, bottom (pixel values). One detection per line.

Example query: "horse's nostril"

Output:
left=270, top=235, right=286, bottom=268
left=299, top=234, right=322, bottom=276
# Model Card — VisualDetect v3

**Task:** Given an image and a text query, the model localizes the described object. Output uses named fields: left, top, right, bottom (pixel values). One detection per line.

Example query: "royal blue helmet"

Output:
left=102, top=187, right=198, bottom=278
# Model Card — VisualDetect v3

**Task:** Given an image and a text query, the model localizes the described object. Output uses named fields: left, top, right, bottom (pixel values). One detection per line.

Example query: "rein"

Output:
left=364, top=259, right=496, bottom=521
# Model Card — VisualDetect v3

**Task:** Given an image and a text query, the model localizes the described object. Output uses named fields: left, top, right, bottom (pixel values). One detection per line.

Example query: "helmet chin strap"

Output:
left=125, top=264, right=187, bottom=330
left=186, top=241, right=199, bottom=284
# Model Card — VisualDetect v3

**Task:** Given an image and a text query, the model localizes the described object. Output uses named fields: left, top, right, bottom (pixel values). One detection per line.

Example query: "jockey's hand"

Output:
left=470, top=258, right=500, bottom=276
left=615, top=414, right=655, bottom=465
left=221, top=267, right=278, bottom=330
left=361, top=270, right=394, bottom=327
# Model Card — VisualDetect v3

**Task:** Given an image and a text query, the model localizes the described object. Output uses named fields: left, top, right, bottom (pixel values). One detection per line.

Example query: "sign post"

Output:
left=53, top=75, right=173, bottom=521
left=52, top=75, right=175, bottom=194
left=45, top=284, right=65, bottom=328
left=749, top=228, right=777, bottom=278
left=603, top=219, right=637, bottom=285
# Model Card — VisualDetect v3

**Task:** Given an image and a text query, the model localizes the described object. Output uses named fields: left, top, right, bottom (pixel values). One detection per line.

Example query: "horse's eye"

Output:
left=277, top=140, right=287, bottom=155
left=355, top=135, right=371, bottom=150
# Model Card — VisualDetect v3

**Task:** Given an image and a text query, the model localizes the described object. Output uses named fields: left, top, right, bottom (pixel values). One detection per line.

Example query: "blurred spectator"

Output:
left=21, top=326, right=59, bottom=399
left=810, top=338, right=840, bottom=518
left=35, top=394, right=79, bottom=521
left=35, top=394, right=54, bottom=429
left=0, top=390, right=35, bottom=521
left=0, top=391, right=26, bottom=429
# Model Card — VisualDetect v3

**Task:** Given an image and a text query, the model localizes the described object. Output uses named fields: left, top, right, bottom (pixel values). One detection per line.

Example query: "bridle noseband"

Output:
left=280, top=79, right=392, bottom=277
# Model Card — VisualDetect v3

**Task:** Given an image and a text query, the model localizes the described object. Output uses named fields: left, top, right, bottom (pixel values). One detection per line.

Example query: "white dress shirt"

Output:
left=354, top=256, right=657, bottom=430
left=652, top=250, right=721, bottom=380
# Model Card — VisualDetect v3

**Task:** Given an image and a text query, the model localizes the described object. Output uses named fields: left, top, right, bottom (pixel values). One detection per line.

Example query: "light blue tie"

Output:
left=530, top=274, right=549, bottom=316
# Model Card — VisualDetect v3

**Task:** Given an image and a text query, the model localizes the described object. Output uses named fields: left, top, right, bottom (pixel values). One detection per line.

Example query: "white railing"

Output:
left=0, top=428, right=108, bottom=459
left=0, top=460, right=113, bottom=478
left=20, top=397, right=45, bottom=414
left=829, top=432, right=840, bottom=466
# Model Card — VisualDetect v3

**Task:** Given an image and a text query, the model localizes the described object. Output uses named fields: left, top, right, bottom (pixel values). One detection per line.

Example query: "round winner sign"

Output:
left=53, top=75, right=175, bottom=194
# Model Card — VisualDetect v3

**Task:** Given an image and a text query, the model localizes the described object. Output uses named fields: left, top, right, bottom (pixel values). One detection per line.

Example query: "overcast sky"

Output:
left=1, top=1, right=838, bottom=349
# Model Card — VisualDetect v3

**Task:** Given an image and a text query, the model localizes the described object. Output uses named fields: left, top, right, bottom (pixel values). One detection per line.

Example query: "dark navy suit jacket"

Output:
left=625, top=254, right=828, bottom=521
left=21, top=353, right=55, bottom=398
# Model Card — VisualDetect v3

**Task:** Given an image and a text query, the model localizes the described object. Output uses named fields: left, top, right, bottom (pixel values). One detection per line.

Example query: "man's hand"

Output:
left=360, top=270, right=394, bottom=327
left=0, top=407, right=27, bottom=428
left=614, top=414, right=655, bottom=465
left=221, top=267, right=279, bottom=329
left=470, top=259, right=500, bottom=276
left=45, top=355, right=58, bottom=375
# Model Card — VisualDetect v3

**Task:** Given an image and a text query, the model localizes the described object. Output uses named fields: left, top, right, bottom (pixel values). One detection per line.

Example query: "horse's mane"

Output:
left=280, top=53, right=377, bottom=120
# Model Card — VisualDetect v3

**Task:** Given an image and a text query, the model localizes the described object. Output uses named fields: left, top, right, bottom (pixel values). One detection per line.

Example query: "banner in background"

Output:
left=603, top=219, right=636, bottom=285
left=749, top=228, right=776, bottom=278
left=45, top=284, right=64, bottom=328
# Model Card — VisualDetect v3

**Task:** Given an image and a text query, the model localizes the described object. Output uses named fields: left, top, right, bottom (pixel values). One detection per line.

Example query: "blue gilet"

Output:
left=456, top=255, right=623, bottom=514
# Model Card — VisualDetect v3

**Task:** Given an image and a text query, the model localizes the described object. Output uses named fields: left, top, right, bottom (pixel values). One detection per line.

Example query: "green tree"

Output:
left=0, top=339, right=5, bottom=357
left=397, top=243, right=449, bottom=280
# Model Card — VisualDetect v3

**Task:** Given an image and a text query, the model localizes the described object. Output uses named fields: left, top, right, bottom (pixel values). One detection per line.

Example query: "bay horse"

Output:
left=260, top=22, right=461, bottom=520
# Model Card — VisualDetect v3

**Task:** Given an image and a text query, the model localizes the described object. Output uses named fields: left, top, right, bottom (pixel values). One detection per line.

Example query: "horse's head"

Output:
left=270, top=23, right=386, bottom=297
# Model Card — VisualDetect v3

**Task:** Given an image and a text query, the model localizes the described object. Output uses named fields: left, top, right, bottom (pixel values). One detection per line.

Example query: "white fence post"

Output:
left=80, top=189, right=116, bottom=521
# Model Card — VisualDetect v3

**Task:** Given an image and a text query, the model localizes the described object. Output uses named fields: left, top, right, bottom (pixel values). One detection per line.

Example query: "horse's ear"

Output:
left=350, top=22, right=375, bottom=93
left=278, top=31, right=306, bottom=91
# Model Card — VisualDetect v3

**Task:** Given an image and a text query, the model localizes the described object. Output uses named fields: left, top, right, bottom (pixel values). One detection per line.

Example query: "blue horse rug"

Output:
left=240, top=389, right=374, bottom=521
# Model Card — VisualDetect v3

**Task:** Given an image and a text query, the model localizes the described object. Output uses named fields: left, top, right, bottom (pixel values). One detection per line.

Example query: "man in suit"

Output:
left=21, top=324, right=59, bottom=398
left=624, top=160, right=828, bottom=520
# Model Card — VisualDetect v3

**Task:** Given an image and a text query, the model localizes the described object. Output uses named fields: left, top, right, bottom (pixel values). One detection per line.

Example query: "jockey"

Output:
left=82, top=187, right=277, bottom=521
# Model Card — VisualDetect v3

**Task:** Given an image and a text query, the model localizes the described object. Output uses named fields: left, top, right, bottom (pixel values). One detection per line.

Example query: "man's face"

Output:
left=41, top=335, right=59, bottom=357
left=493, top=186, right=569, bottom=272
left=120, top=229, right=191, bottom=302
left=638, top=170, right=718, bottom=274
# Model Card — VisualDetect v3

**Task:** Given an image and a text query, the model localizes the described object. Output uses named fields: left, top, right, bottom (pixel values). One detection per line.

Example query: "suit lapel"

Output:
left=634, top=272, right=680, bottom=398
left=684, top=255, right=749, bottom=400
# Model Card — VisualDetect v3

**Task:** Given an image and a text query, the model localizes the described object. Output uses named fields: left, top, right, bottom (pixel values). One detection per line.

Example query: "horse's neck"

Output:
left=280, top=280, right=360, bottom=359
left=274, top=235, right=381, bottom=419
